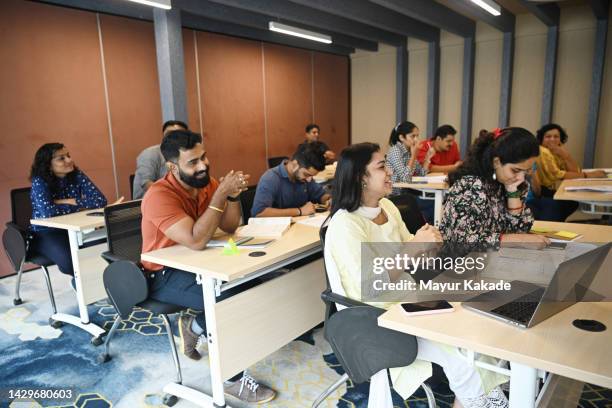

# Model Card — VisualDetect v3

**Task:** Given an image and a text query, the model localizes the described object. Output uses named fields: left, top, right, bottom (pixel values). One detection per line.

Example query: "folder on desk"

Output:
left=237, top=217, right=291, bottom=238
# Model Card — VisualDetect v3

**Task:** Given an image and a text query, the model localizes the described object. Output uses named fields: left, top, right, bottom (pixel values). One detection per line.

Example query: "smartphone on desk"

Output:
left=400, top=300, right=454, bottom=316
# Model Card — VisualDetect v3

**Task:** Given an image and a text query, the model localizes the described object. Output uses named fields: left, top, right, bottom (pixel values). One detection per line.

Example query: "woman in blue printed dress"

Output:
left=440, top=128, right=549, bottom=252
left=29, top=143, right=107, bottom=276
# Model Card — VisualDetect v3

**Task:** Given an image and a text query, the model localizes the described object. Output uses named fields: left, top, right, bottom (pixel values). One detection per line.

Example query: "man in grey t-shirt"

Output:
left=132, top=120, right=188, bottom=199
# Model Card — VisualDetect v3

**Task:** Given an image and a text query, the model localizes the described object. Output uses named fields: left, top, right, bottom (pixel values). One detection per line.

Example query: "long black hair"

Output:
left=388, top=121, right=417, bottom=146
left=30, top=143, right=79, bottom=192
left=448, top=127, right=539, bottom=187
left=329, top=142, right=380, bottom=218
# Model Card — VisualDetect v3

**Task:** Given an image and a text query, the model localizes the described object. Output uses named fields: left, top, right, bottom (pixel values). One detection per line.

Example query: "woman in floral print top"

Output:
left=29, top=143, right=107, bottom=276
left=440, top=128, right=549, bottom=253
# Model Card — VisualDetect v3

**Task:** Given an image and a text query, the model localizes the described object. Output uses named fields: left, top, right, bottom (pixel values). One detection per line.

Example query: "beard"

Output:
left=292, top=169, right=307, bottom=183
left=179, top=167, right=210, bottom=188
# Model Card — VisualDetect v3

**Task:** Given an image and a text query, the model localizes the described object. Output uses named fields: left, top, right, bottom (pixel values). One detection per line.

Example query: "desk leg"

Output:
left=433, top=190, right=443, bottom=226
left=50, top=230, right=105, bottom=342
left=509, top=362, right=538, bottom=408
left=203, top=277, right=228, bottom=408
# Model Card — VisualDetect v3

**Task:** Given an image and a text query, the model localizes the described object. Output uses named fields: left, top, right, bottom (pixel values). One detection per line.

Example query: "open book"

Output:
left=237, top=217, right=291, bottom=238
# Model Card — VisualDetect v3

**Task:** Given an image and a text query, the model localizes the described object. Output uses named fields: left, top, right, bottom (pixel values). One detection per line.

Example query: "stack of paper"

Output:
left=296, top=214, right=328, bottom=228
left=565, top=185, right=612, bottom=194
left=237, top=217, right=291, bottom=238
left=412, top=175, right=447, bottom=184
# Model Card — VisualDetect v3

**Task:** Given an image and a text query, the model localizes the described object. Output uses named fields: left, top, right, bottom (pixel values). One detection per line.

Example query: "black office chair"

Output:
left=129, top=174, right=135, bottom=200
left=312, top=226, right=435, bottom=408
left=267, top=156, right=288, bottom=168
left=239, top=184, right=257, bottom=224
left=98, top=200, right=184, bottom=407
left=388, top=193, right=427, bottom=234
left=2, top=188, right=62, bottom=328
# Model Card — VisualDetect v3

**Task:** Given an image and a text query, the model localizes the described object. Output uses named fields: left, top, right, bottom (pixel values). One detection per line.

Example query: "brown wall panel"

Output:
left=99, top=14, right=162, bottom=200
left=0, top=0, right=113, bottom=276
left=183, top=29, right=202, bottom=134
left=313, top=52, right=350, bottom=155
left=197, top=32, right=267, bottom=182
left=264, top=44, right=314, bottom=158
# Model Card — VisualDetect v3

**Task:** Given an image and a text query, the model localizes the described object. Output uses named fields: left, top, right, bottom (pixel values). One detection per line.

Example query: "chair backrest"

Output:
left=103, top=200, right=143, bottom=263
left=10, top=188, right=33, bottom=230
left=325, top=306, right=418, bottom=384
left=267, top=156, right=288, bottom=168
left=388, top=193, right=426, bottom=234
left=129, top=174, right=135, bottom=200
left=103, top=260, right=149, bottom=319
left=239, top=184, right=257, bottom=224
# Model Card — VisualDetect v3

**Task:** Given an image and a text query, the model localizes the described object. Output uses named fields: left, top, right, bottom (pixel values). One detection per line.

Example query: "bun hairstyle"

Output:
left=388, top=121, right=417, bottom=146
left=448, top=127, right=540, bottom=186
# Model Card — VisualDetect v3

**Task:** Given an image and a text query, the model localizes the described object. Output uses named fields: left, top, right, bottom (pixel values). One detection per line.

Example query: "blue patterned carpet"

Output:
left=1, top=268, right=611, bottom=408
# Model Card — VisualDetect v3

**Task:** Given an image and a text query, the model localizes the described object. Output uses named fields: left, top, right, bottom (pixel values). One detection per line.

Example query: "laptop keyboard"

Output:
left=490, top=287, right=546, bottom=325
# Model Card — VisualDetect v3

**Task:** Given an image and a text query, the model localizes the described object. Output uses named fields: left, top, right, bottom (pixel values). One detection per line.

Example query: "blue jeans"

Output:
left=30, top=228, right=74, bottom=276
left=527, top=187, right=579, bottom=222
left=147, top=267, right=262, bottom=382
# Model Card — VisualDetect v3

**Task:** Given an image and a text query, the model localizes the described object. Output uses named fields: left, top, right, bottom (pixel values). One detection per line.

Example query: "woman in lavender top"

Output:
left=440, top=128, right=549, bottom=253
left=29, top=143, right=107, bottom=276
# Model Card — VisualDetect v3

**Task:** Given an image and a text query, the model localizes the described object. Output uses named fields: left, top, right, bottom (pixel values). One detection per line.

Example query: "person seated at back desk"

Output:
left=416, top=124, right=463, bottom=173
left=132, top=120, right=188, bottom=199
left=140, top=130, right=276, bottom=404
left=302, top=123, right=336, bottom=163
left=251, top=143, right=331, bottom=218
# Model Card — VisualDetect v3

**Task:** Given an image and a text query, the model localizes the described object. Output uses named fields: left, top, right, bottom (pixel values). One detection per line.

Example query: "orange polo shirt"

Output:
left=141, top=172, right=219, bottom=271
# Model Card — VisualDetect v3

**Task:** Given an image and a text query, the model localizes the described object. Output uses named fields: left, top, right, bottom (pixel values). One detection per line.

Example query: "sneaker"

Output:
left=224, top=374, right=276, bottom=404
left=178, top=314, right=202, bottom=361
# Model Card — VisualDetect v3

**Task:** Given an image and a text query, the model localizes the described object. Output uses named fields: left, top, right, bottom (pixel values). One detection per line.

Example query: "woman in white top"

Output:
left=324, top=142, right=508, bottom=408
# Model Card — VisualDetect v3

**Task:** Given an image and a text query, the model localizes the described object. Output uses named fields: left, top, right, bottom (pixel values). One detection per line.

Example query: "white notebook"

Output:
left=237, top=217, right=291, bottom=238
left=565, top=185, right=612, bottom=193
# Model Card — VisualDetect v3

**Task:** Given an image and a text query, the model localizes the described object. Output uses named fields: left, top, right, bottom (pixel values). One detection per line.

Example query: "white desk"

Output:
left=141, top=223, right=326, bottom=407
left=379, top=221, right=612, bottom=408
left=554, top=179, right=612, bottom=217
left=30, top=210, right=108, bottom=343
left=393, top=174, right=449, bottom=226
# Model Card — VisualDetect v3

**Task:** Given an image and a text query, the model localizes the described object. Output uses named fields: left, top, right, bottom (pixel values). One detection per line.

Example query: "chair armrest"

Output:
left=321, top=289, right=372, bottom=309
left=101, top=251, right=131, bottom=264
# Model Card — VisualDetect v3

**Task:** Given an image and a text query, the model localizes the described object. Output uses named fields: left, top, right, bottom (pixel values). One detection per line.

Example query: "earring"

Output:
left=362, top=183, right=367, bottom=189
left=492, top=171, right=497, bottom=181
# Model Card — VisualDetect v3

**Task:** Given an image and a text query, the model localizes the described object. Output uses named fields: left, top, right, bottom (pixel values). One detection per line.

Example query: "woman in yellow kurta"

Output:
left=532, top=123, right=605, bottom=221
left=324, top=142, right=508, bottom=408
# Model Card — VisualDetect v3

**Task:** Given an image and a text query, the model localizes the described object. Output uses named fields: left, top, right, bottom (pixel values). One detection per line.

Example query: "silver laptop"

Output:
left=463, top=242, right=611, bottom=328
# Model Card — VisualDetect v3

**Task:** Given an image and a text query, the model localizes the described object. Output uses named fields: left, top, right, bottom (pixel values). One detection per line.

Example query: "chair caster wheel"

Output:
left=163, top=394, right=178, bottom=407
left=97, top=353, right=111, bottom=364
left=49, top=318, right=64, bottom=328
left=13, top=298, right=23, bottom=306
left=91, top=336, right=104, bottom=346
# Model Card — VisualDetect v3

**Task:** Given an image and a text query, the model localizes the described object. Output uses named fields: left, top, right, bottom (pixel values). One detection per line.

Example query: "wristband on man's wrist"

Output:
left=298, top=207, right=302, bottom=216
left=226, top=195, right=240, bottom=202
